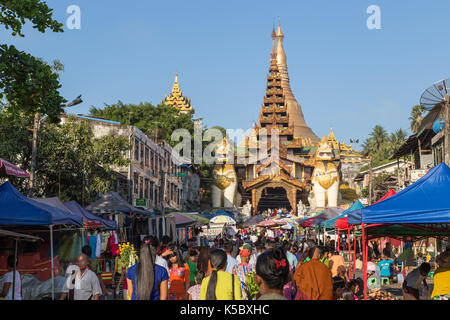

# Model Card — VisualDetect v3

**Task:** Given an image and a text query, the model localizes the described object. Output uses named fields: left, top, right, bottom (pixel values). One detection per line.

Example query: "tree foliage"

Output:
left=409, top=105, right=426, bottom=133
left=0, top=0, right=63, bottom=37
left=0, top=112, right=129, bottom=204
left=360, top=125, right=408, bottom=171
left=90, top=102, right=194, bottom=147
left=0, top=0, right=66, bottom=122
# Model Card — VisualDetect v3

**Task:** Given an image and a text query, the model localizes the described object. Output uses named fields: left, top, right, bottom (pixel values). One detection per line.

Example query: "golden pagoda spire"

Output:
left=271, top=24, right=277, bottom=60
left=162, top=73, right=194, bottom=114
left=276, top=17, right=286, bottom=67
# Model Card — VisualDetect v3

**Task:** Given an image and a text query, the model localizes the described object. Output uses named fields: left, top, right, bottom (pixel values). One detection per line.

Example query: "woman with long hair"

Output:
left=126, top=242, right=169, bottom=300
left=167, top=245, right=190, bottom=300
left=255, top=247, right=290, bottom=300
left=197, top=246, right=212, bottom=276
left=200, top=249, right=242, bottom=300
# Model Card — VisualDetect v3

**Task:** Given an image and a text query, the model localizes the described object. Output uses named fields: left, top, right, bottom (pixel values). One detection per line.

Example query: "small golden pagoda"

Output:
left=162, top=73, right=194, bottom=114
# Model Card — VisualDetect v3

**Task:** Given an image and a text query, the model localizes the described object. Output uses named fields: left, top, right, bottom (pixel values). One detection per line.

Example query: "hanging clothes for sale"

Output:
left=88, top=232, right=97, bottom=258
left=109, top=232, right=118, bottom=256
left=95, top=233, right=102, bottom=258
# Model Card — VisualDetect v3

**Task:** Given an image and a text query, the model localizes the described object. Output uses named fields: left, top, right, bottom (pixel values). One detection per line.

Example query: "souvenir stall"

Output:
left=85, top=191, right=152, bottom=246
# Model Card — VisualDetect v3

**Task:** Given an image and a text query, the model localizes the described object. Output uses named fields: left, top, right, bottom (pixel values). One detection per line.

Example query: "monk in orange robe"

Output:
left=293, top=247, right=334, bottom=300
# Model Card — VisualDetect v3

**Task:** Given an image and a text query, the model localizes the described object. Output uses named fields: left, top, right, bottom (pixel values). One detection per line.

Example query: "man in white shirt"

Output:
left=60, top=254, right=102, bottom=300
left=0, top=255, right=22, bottom=300
left=403, top=263, right=430, bottom=300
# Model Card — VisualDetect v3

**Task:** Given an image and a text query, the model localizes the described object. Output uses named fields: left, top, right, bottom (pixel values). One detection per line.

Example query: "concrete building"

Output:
left=61, top=114, right=200, bottom=212
left=354, top=159, right=413, bottom=191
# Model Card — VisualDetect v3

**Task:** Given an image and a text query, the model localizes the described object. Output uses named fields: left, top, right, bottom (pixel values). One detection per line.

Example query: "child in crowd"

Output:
left=187, top=270, right=205, bottom=300
left=346, top=279, right=360, bottom=300
left=341, top=288, right=356, bottom=300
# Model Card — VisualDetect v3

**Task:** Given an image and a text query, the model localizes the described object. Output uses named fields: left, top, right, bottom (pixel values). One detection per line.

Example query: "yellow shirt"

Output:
left=431, top=268, right=450, bottom=298
left=200, top=270, right=243, bottom=300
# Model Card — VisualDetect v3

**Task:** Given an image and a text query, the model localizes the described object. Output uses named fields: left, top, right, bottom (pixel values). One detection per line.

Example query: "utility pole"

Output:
left=444, top=94, right=450, bottom=167
left=368, top=156, right=373, bottom=205
left=28, top=112, right=40, bottom=196
left=160, top=169, right=167, bottom=238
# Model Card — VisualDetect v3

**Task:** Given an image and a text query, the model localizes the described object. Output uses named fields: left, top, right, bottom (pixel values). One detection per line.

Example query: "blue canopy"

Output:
left=0, top=182, right=83, bottom=226
left=64, top=200, right=118, bottom=228
left=348, top=162, right=450, bottom=225
left=320, top=200, right=365, bottom=229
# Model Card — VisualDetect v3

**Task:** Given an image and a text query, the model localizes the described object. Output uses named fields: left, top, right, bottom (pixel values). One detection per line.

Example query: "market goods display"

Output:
left=368, top=289, right=399, bottom=300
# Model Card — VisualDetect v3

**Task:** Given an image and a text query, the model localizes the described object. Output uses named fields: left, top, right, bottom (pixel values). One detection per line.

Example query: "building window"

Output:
left=134, top=173, right=139, bottom=195
left=145, top=147, right=149, bottom=168
left=140, top=143, right=144, bottom=165
left=134, top=138, right=139, bottom=161
left=139, top=176, right=143, bottom=199
left=149, top=149, right=153, bottom=170
left=150, top=181, right=154, bottom=203
left=144, top=178, right=149, bottom=200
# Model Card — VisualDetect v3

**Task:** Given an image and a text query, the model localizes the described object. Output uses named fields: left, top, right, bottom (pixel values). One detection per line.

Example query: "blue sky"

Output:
left=2, top=0, right=450, bottom=149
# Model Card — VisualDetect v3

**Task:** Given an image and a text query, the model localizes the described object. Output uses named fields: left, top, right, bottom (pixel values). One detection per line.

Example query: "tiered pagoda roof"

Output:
left=162, top=74, right=194, bottom=113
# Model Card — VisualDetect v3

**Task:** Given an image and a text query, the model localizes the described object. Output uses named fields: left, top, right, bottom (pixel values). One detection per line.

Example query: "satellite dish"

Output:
left=420, top=78, right=450, bottom=110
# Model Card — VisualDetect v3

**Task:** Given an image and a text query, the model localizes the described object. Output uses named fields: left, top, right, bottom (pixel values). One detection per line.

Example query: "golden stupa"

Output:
left=162, top=73, right=194, bottom=114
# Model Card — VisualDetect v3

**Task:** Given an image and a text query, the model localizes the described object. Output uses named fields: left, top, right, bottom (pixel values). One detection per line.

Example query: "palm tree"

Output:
left=409, top=105, right=426, bottom=133
left=369, top=125, right=388, bottom=153
left=388, top=129, right=408, bottom=155
left=361, top=137, right=374, bottom=156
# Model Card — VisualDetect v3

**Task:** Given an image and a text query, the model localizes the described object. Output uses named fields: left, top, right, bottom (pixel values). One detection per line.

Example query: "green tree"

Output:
left=0, top=113, right=129, bottom=203
left=369, top=125, right=388, bottom=153
left=409, top=105, right=426, bottom=133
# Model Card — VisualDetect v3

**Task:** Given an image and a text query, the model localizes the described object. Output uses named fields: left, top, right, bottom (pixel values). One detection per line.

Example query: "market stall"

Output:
left=348, top=162, right=450, bottom=300
left=0, top=181, right=83, bottom=299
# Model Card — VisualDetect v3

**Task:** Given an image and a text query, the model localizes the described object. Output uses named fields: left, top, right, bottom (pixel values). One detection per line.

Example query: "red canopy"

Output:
left=335, top=217, right=348, bottom=229
left=336, top=189, right=398, bottom=230
left=0, top=158, right=30, bottom=178
left=372, top=189, right=396, bottom=205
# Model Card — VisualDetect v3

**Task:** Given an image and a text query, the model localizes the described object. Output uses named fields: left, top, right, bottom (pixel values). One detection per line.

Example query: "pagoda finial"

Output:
left=271, top=24, right=277, bottom=60
left=276, top=16, right=284, bottom=38
left=276, top=17, right=286, bottom=67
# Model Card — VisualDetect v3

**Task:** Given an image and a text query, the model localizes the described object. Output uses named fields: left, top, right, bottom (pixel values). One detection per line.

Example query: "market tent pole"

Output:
left=12, top=238, right=18, bottom=300
left=353, top=226, right=356, bottom=278
left=362, top=223, right=367, bottom=300
left=347, top=227, right=351, bottom=279
left=337, top=228, right=340, bottom=252
left=50, top=225, right=54, bottom=300
left=334, top=227, right=337, bottom=250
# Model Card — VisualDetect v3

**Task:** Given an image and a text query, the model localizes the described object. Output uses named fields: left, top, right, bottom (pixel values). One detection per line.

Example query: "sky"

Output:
left=2, top=0, right=450, bottom=150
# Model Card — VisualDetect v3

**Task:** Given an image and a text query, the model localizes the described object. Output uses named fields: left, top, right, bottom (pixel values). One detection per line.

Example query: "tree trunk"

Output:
left=28, top=112, right=40, bottom=196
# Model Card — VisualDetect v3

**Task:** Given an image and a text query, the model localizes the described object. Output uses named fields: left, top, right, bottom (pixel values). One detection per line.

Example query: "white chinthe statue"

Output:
left=312, top=136, right=340, bottom=208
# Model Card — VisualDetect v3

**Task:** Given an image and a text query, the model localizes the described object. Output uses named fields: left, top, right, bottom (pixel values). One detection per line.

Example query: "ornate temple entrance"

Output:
left=257, top=187, right=291, bottom=212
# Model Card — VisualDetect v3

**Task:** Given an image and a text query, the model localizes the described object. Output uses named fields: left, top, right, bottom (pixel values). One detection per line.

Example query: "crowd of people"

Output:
left=45, top=229, right=450, bottom=301
left=2, top=229, right=448, bottom=301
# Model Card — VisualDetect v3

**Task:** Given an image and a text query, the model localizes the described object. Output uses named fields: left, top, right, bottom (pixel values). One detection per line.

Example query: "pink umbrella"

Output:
left=0, top=158, right=30, bottom=178
left=256, top=220, right=278, bottom=227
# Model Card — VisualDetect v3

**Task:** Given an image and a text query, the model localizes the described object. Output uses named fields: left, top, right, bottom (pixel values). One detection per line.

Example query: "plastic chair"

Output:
left=381, top=277, right=390, bottom=285
left=367, top=277, right=377, bottom=286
